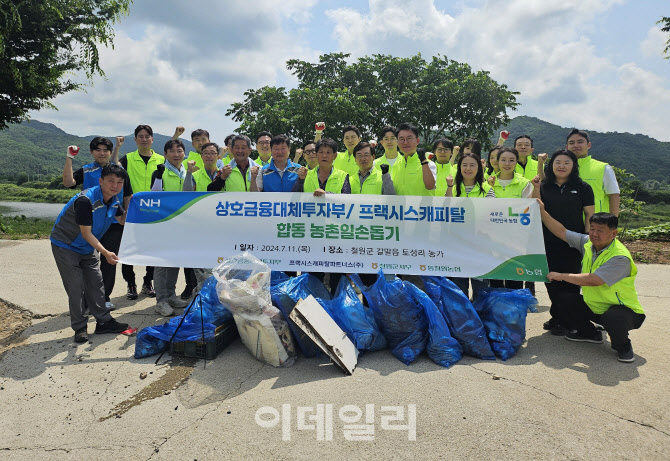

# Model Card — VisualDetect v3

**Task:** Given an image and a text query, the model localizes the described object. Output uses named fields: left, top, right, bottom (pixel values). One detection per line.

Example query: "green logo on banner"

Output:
left=477, top=254, right=549, bottom=281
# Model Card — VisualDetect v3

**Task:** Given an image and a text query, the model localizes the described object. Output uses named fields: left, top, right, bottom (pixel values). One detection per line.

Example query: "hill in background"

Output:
left=495, top=116, right=670, bottom=183
left=0, top=120, right=194, bottom=181
left=1, top=116, right=669, bottom=183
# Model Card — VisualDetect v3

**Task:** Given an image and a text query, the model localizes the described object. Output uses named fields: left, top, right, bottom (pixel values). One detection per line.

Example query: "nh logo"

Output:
left=140, top=198, right=160, bottom=207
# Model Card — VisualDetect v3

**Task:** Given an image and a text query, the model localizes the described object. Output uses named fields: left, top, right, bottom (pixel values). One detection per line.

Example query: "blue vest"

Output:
left=261, top=159, right=301, bottom=192
left=50, top=186, right=120, bottom=255
left=82, top=162, right=124, bottom=204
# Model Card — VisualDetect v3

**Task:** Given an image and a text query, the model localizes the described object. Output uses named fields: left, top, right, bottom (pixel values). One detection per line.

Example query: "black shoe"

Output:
left=617, top=346, right=635, bottom=363
left=95, top=318, right=129, bottom=334
left=180, top=285, right=195, bottom=300
left=126, top=284, right=138, bottom=300
left=74, top=327, right=89, bottom=343
left=565, top=329, right=603, bottom=344
left=543, top=318, right=560, bottom=331
left=550, top=325, right=572, bottom=336
left=141, top=282, right=156, bottom=298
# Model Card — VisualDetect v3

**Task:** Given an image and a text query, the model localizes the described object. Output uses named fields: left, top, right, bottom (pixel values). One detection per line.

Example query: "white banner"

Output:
left=118, top=192, right=548, bottom=280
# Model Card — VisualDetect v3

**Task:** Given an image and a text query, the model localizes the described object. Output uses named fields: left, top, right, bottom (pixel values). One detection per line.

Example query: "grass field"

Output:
left=0, top=184, right=76, bottom=204
left=0, top=215, right=53, bottom=239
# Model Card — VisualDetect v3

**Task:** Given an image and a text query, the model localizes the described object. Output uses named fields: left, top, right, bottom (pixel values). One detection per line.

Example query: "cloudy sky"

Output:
left=30, top=0, right=670, bottom=142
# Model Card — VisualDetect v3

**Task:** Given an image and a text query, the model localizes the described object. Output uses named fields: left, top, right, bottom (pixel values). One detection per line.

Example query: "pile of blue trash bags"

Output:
left=135, top=270, right=537, bottom=367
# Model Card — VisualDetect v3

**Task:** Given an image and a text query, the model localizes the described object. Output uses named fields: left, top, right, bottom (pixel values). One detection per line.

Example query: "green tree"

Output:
left=659, top=16, right=670, bottom=57
left=0, top=0, right=132, bottom=129
left=226, top=53, right=519, bottom=151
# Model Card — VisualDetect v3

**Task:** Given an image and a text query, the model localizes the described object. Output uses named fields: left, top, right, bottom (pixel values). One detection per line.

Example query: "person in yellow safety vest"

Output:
left=207, top=135, right=259, bottom=192
left=540, top=205, right=645, bottom=362
left=293, top=138, right=351, bottom=194
left=184, top=142, right=220, bottom=192
left=295, top=140, right=319, bottom=170
left=514, top=134, right=547, bottom=181
left=293, top=137, right=349, bottom=294
left=393, top=123, right=436, bottom=196
left=488, top=147, right=541, bottom=291
left=445, top=153, right=494, bottom=300
left=374, top=125, right=401, bottom=174
left=255, top=131, right=273, bottom=167
left=566, top=128, right=620, bottom=216
left=484, top=145, right=502, bottom=179
left=333, top=125, right=362, bottom=177
left=118, top=124, right=165, bottom=300
left=350, top=142, right=396, bottom=195
left=148, top=139, right=191, bottom=317
left=432, top=138, right=459, bottom=197
left=294, top=122, right=325, bottom=167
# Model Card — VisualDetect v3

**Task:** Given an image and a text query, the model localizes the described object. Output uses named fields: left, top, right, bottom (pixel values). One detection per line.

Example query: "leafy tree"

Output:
left=226, top=53, right=519, bottom=151
left=659, top=16, right=670, bottom=58
left=0, top=0, right=132, bottom=129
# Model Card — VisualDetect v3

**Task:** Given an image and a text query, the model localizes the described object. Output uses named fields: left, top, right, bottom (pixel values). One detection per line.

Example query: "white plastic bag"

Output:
left=213, top=253, right=296, bottom=367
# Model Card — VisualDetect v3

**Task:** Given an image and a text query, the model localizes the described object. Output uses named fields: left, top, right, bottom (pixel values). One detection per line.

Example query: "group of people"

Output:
left=49, top=121, right=644, bottom=362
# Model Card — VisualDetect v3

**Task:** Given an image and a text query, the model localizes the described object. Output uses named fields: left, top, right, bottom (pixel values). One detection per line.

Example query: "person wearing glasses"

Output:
left=432, top=138, right=459, bottom=197
left=183, top=142, right=221, bottom=192
left=295, top=140, right=319, bottom=169
left=251, top=135, right=301, bottom=192
left=392, top=123, right=436, bottom=196
left=117, top=124, right=165, bottom=300
left=255, top=131, right=273, bottom=167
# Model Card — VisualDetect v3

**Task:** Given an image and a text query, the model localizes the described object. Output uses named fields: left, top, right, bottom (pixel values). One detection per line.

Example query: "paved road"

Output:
left=0, top=239, right=668, bottom=460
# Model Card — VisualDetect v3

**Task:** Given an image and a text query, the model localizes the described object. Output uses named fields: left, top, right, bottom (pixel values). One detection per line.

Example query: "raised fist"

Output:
left=446, top=175, right=454, bottom=187
left=294, top=148, right=303, bottom=160
left=315, top=122, right=326, bottom=132
left=532, top=174, right=541, bottom=188
left=380, top=164, right=389, bottom=175
left=487, top=175, right=496, bottom=187
left=186, top=160, right=199, bottom=174
left=298, top=166, right=308, bottom=180
left=369, top=139, right=378, bottom=149
left=220, top=164, right=232, bottom=180
left=250, top=165, right=259, bottom=178
left=500, top=130, right=510, bottom=140
left=116, top=136, right=125, bottom=147
left=66, top=145, right=80, bottom=159
left=155, top=164, right=165, bottom=179
left=174, top=126, right=185, bottom=138
left=538, top=153, right=548, bottom=163
left=417, top=148, right=427, bottom=162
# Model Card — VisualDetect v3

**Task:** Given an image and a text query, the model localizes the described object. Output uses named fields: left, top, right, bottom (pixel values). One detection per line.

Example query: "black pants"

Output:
left=544, top=246, right=582, bottom=324
left=99, top=223, right=124, bottom=302
left=567, top=297, right=645, bottom=352
left=183, top=268, right=197, bottom=288
left=122, top=264, right=154, bottom=287
left=489, top=279, right=523, bottom=290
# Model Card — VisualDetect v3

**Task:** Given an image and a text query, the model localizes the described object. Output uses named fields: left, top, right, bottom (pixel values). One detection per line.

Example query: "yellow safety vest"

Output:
left=333, top=151, right=359, bottom=177
left=578, top=156, right=610, bottom=213
left=126, top=150, right=165, bottom=193
left=434, top=162, right=452, bottom=197
left=393, top=153, right=434, bottom=196
left=304, top=168, right=348, bottom=194
left=350, top=169, right=383, bottom=195
left=492, top=173, right=529, bottom=198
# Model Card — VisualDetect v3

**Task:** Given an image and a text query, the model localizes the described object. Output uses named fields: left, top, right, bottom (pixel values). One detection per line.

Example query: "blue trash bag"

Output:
left=473, top=288, right=538, bottom=361
left=271, top=271, right=290, bottom=287
left=317, top=277, right=387, bottom=353
left=134, top=276, right=231, bottom=359
left=351, top=271, right=428, bottom=365
left=270, top=274, right=331, bottom=357
left=404, top=282, right=462, bottom=367
left=422, top=276, right=495, bottom=360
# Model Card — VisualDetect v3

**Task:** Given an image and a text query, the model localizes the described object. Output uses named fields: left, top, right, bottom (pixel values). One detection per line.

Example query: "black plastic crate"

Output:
left=169, top=321, right=238, bottom=360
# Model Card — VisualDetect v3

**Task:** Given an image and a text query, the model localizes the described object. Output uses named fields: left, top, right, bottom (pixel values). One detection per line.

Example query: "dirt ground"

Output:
left=0, top=299, right=32, bottom=357
left=624, top=239, right=670, bottom=264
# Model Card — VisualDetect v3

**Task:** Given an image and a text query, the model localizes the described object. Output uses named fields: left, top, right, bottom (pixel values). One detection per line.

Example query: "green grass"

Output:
left=621, top=203, right=670, bottom=230
left=0, top=184, right=77, bottom=203
left=0, top=215, right=54, bottom=239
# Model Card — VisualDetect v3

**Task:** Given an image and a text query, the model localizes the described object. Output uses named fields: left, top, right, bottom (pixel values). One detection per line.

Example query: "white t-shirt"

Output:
left=603, top=165, right=620, bottom=194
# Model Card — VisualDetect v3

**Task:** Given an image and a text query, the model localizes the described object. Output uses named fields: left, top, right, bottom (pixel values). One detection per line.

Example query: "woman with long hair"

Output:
left=540, top=149, right=595, bottom=335
left=444, top=153, right=494, bottom=300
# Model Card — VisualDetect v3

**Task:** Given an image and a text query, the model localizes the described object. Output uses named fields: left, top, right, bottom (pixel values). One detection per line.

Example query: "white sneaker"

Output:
left=167, top=295, right=189, bottom=308
left=105, top=301, right=116, bottom=311
left=154, top=301, right=175, bottom=317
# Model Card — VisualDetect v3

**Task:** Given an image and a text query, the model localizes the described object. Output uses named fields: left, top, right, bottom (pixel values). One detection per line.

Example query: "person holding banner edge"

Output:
left=539, top=202, right=644, bottom=362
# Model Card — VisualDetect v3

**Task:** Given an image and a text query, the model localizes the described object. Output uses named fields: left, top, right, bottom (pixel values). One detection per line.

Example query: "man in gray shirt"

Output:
left=539, top=200, right=645, bottom=362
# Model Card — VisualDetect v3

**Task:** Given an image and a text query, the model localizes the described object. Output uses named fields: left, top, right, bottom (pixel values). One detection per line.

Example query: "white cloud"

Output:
left=324, top=0, right=670, bottom=141
left=30, top=0, right=319, bottom=143
left=640, top=25, right=667, bottom=58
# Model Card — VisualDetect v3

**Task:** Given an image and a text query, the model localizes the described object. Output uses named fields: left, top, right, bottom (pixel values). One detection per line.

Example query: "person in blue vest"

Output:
left=540, top=204, right=645, bottom=362
left=62, top=137, right=131, bottom=311
left=250, top=134, right=301, bottom=192
left=51, top=164, right=131, bottom=343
